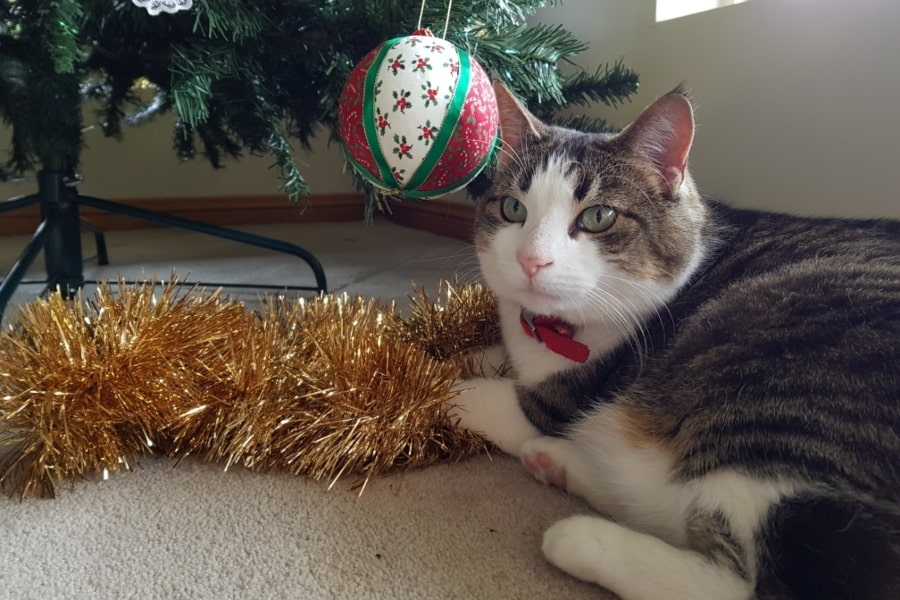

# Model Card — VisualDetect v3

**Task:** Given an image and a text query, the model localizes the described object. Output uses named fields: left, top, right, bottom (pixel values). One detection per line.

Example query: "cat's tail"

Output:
left=757, top=491, right=900, bottom=600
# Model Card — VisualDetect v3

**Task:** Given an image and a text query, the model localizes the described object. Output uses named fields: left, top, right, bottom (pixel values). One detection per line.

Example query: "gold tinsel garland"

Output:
left=0, top=278, right=501, bottom=499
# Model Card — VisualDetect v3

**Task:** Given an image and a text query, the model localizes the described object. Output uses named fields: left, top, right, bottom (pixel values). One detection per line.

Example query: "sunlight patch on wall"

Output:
left=656, top=0, right=749, bottom=22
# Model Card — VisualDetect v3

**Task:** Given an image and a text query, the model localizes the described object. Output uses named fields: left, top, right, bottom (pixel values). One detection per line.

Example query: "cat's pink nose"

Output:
left=517, top=253, right=554, bottom=278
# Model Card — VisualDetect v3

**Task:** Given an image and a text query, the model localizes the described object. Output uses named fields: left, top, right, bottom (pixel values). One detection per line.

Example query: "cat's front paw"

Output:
left=520, top=437, right=567, bottom=489
left=447, top=377, right=541, bottom=456
left=447, top=377, right=496, bottom=436
left=544, top=516, right=754, bottom=600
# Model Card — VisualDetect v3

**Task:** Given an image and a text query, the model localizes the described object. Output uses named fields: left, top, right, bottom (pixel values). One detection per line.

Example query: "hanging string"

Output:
left=442, top=0, right=453, bottom=38
left=415, top=0, right=454, bottom=39
left=416, top=0, right=426, bottom=31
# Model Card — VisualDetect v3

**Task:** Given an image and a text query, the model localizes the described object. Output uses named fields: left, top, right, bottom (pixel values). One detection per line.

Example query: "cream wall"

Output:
left=0, top=111, right=356, bottom=202
left=538, top=0, right=900, bottom=218
left=3, top=0, right=899, bottom=219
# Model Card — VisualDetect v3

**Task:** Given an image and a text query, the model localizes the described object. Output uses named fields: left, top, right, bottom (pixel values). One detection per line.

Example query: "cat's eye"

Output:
left=576, top=205, right=616, bottom=233
left=500, top=197, right=527, bottom=223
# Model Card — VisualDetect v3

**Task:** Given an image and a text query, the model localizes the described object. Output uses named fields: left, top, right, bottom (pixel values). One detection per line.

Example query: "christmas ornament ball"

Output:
left=338, top=32, right=499, bottom=199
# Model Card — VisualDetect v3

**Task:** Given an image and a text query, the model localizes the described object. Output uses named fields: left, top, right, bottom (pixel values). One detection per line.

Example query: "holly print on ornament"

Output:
left=393, top=135, right=413, bottom=160
left=386, top=53, right=406, bottom=76
left=419, top=121, right=438, bottom=146
left=422, top=83, right=440, bottom=107
left=375, top=109, right=390, bottom=136
left=393, top=90, right=412, bottom=113
left=413, top=56, right=432, bottom=72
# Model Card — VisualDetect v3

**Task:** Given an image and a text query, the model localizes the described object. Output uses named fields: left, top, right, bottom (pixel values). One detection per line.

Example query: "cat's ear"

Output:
left=493, top=81, right=542, bottom=170
left=620, top=88, right=695, bottom=193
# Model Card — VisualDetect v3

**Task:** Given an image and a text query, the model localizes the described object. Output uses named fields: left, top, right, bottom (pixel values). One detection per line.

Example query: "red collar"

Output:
left=520, top=311, right=590, bottom=363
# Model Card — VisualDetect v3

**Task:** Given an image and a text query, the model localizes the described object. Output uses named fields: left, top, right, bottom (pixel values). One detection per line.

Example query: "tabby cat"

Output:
left=450, top=83, right=900, bottom=600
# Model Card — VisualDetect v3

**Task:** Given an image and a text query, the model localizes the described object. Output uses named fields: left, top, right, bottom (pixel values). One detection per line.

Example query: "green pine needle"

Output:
left=191, top=0, right=266, bottom=42
left=41, top=0, right=83, bottom=74
left=562, top=60, right=640, bottom=109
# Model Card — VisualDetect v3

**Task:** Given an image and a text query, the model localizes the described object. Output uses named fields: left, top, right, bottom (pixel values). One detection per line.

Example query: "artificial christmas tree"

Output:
left=0, top=0, right=638, bottom=315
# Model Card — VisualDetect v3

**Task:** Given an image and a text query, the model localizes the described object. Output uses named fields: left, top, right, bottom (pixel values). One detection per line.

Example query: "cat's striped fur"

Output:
left=451, top=84, right=900, bottom=599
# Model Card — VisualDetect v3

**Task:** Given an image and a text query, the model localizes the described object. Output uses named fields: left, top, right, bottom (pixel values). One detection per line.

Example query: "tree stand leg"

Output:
left=40, top=171, right=85, bottom=298
left=0, top=171, right=327, bottom=319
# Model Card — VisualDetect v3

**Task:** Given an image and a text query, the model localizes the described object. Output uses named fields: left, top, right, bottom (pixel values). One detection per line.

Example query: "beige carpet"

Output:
left=0, top=219, right=611, bottom=599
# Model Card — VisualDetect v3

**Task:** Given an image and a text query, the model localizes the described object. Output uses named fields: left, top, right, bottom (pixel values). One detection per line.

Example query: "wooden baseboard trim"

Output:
left=0, top=192, right=477, bottom=241
left=383, top=197, right=475, bottom=241
left=0, top=194, right=368, bottom=236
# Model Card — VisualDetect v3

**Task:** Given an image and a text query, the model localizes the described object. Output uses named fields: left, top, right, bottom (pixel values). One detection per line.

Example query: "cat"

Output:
left=450, top=82, right=900, bottom=600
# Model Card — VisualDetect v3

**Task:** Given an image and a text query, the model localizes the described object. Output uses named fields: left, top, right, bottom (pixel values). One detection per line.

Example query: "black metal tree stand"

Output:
left=0, top=170, right=327, bottom=319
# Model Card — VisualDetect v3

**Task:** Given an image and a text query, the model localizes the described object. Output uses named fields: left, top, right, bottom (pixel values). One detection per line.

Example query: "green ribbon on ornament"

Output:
left=401, top=130, right=497, bottom=198
left=362, top=38, right=404, bottom=191
left=403, top=48, right=471, bottom=193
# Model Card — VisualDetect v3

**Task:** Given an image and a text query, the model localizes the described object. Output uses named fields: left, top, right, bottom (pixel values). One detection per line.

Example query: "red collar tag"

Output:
left=520, top=311, right=590, bottom=363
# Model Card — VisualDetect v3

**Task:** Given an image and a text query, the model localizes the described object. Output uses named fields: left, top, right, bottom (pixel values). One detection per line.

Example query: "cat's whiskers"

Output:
left=455, top=252, right=485, bottom=280
left=582, top=288, right=637, bottom=343
left=598, top=274, right=677, bottom=331
left=574, top=261, right=697, bottom=376
left=494, top=140, right=529, bottom=174
left=583, top=285, right=652, bottom=369
left=455, top=263, right=484, bottom=284
left=412, top=251, right=482, bottom=284
left=422, top=251, right=483, bottom=290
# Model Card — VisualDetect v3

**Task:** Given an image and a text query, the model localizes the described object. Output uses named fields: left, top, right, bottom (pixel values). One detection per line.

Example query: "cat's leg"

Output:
left=542, top=514, right=753, bottom=600
left=449, top=377, right=541, bottom=456
left=456, top=344, right=509, bottom=377
left=476, top=344, right=509, bottom=376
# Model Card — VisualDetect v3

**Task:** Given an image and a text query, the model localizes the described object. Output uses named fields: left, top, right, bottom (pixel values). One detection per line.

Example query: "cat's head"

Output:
left=474, top=83, right=708, bottom=327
